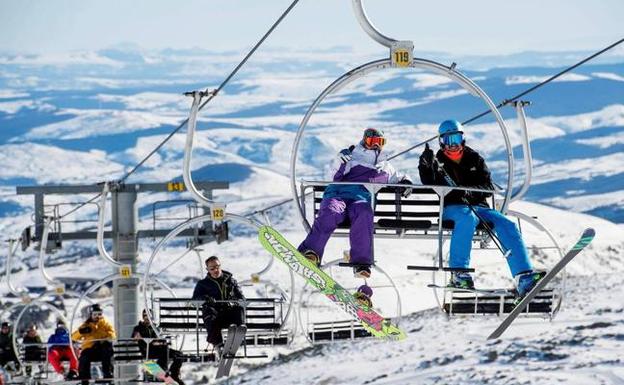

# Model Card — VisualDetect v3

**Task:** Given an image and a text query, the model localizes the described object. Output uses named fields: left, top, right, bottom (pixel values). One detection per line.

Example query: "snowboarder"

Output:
left=192, top=256, right=245, bottom=358
left=133, top=309, right=185, bottom=385
left=298, top=128, right=412, bottom=280
left=22, top=324, right=44, bottom=376
left=418, top=120, right=544, bottom=296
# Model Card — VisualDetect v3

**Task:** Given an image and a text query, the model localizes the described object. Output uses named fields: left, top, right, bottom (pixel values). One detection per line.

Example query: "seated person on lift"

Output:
left=0, top=322, right=19, bottom=371
left=71, top=304, right=116, bottom=385
left=418, top=119, right=545, bottom=297
left=297, top=128, right=412, bottom=281
left=133, top=309, right=184, bottom=385
left=192, top=256, right=245, bottom=357
left=48, top=320, right=78, bottom=380
left=22, top=324, right=44, bottom=375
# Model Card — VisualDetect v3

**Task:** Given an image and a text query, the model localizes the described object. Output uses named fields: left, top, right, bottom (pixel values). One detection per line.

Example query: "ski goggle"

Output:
left=440, top=132, right=464, bottom=147
left=91, top=311, right=103, bottom=317
left=364, top=135, right=386, bottom=149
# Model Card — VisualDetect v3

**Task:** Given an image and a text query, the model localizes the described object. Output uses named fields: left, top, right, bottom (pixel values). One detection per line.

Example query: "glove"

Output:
left=338, top=148, right=352, bottom=164
left=204, top=296, right=216, bottom=305
left=398, top=179, right=413, bottom=198
left=78, top=326, right=91, bottom=334
left=419, top=143, right=434, bottom=169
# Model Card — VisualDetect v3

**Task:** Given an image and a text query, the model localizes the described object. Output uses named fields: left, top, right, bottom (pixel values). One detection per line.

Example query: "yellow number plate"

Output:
left=119, top=265, right=132, bottom=278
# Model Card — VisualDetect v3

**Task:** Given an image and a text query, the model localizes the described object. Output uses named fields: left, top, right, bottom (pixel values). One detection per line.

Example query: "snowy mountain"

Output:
left=1, top=47, right=624, bottom=384
left=0, top=47, right=623, bottom=230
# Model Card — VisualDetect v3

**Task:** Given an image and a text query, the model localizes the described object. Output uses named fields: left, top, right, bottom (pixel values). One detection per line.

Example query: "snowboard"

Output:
left=215, top=324, right=247, bottom=379
left=143, top=360, right=179, bottom=385
left=259, top=225, right=406, bottom=340
left=487, top=228, right=595, bottom=340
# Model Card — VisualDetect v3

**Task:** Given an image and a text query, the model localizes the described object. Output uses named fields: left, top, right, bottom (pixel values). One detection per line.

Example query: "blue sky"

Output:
left=1, top=0, right=622, bottom=55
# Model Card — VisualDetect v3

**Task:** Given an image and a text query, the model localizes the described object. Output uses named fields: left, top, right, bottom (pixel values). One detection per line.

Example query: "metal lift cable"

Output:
left=119, top=0, right=301, bottom=184
left=389, top=37, right=624, bottom=161
left=56, top=0, right=300, bottom=221
left=463, top=37, right=624, bottom=125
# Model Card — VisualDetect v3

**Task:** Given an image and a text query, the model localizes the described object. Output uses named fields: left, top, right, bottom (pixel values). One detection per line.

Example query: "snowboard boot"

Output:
left=354, top=284, right=373, bottom=307
left=302, top=250, right=321, bottom=267
left=353, top=265, right=371, bottom=279
left=515, top=270, right=547, bottom=298
left=449, top=271, right=475, bottom=290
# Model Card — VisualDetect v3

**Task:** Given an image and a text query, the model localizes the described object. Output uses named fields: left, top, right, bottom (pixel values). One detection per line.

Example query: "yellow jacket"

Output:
left=71, top=318, right=116, bottom=350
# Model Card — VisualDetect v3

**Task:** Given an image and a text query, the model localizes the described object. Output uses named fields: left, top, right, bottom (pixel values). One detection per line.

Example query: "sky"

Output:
left=0, top=0, right=622, bottom=55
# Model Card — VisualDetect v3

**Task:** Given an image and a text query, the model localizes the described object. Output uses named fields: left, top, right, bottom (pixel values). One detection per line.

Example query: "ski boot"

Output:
left=448, top=271, right=475, bottom=290
left=213, top=342, right=224, bottom=361
left=515, top=270, right=547, bottom=298
left=353, top=284, right=373, bottom=308
left=302, top=250, right=321, bottom=267
left=65, top=370, right=78, bottom=380
left=353, top=265, right=371, bottom=279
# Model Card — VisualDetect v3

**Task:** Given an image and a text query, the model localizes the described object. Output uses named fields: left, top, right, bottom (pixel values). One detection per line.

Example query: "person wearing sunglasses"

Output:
left=71, top=304, right=116, bottom=385
left=418, top=120, right=544, bottom=296
left=192, top=256, right=245, bottom=359
left=298, top=127, right=413, bottom=287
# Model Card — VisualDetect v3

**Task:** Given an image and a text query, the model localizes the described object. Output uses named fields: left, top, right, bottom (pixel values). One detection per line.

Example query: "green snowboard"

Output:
left=259, top=225, right=406, bottom=340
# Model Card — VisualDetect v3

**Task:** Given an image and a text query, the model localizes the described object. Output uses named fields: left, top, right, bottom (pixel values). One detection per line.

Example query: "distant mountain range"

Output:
left=0, top=46, right=622, bottom=236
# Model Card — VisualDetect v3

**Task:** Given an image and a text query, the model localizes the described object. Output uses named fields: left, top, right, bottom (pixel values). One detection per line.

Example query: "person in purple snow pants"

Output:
left=298, top=128, right=412, bottom=287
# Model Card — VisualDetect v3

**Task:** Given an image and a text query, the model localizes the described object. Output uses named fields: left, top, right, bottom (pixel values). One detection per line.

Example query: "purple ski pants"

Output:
left=298, top=198, right=373, bottom=264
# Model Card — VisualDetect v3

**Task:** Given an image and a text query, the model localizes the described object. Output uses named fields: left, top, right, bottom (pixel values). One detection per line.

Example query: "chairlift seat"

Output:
left=443, top=288, right=555, bottom=316
left=308, top=185, right=492, bottom=240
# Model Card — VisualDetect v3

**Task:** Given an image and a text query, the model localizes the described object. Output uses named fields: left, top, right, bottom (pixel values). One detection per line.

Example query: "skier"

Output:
left=47, top=320, right=78, bottom=380
left=133, top=310, right=184, bottom=385
left=71, top=304, right=116, bottom=385
left=297, top=128, right=412, bottom=280
left=192, top=256, right=245, bottom=358
left=418, top=120, right=544, bottom=297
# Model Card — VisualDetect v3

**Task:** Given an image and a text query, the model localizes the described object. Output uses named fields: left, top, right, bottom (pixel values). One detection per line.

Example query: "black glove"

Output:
left=78, top=326, right=91, bottom=334
left=419, top=143, right=434, bottom=169
left=204, top=296, right=216, bottom=305
left=398, top=179, right=413, bottom=198
left=338, top=148, right=352, bottom=164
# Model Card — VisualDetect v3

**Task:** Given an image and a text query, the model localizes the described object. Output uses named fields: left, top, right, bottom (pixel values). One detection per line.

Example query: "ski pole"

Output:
left=431, top=156, right=509, bottom=257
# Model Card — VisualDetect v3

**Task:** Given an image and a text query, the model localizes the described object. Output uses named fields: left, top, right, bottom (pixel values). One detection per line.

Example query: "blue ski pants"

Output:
left=442, top=204, right=532, bottom=277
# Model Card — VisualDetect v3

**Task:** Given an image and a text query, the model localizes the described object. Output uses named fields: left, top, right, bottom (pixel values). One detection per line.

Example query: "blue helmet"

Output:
left=438, top=120, right=464, bottom=147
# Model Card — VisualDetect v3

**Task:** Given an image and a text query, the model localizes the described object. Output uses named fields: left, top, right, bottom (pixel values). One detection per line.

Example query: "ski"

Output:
left=487, top=228, right=595, bottom=340
left=259, top=225, right=406, bottom=340
left=215, top=324, right=246, bottom=378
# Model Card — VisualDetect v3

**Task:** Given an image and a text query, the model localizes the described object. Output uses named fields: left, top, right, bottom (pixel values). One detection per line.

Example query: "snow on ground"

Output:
left=5, top=195, right=622, bottom=384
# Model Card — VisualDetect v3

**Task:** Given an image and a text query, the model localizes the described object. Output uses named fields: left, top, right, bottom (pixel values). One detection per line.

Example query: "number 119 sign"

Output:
left=391, top=41, right=414, bottom=68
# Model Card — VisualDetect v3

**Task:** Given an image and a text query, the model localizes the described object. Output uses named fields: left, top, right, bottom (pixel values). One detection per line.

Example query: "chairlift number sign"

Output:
left=390, top=41, right=414, bottom=68
left=119, top=264, right=132, bottom=278
left=212, top=206, right=226, bottom=221
left=167, top=181, right=185, bottom=192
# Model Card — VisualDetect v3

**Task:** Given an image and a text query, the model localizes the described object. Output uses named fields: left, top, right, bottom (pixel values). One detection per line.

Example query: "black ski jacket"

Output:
left=191, top=270, right=245, bottom=303
left=419, top=145, right=494, bottom=207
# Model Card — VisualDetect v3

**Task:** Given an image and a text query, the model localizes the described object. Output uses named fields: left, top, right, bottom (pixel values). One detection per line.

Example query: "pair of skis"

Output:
left=259, top=225, right=595, bottom=340
left=215, top=324, right=247, bottom=378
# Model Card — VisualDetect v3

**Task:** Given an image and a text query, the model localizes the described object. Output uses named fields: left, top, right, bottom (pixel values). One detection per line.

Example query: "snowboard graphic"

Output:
left=259, top=225, right=405, bottom=340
